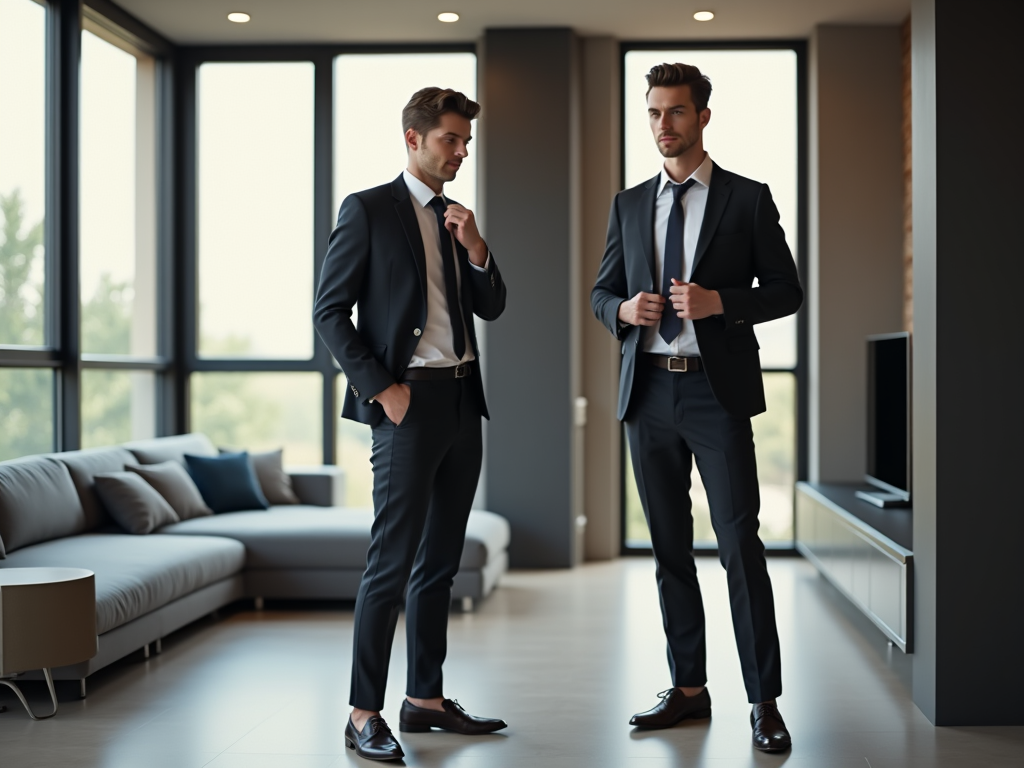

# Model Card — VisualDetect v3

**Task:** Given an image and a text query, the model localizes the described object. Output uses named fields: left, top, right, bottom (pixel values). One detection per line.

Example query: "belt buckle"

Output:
left=454, top=363, right=469, bottom=379
left=668, top=356, right=688, bottom=373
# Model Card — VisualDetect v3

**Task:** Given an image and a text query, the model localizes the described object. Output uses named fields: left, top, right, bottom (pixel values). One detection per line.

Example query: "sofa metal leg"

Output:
left=80, top=679, right=87, bottom=699
left=143, top=643, right=150, bottom=660
left=0, top=668, right=58, bottom=720
left=155, top=638, right=162, bottom=654
left=254, top=596, right=264, bottom=611
left=460, top=596, right=474, bottom=613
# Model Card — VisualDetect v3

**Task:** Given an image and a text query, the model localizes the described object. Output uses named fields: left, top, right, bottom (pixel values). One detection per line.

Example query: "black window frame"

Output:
left=617, top=39, right=809, bottom=556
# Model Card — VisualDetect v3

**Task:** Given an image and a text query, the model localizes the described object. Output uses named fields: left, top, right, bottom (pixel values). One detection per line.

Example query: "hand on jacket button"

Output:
left=669, top=279, right=723, bottom=320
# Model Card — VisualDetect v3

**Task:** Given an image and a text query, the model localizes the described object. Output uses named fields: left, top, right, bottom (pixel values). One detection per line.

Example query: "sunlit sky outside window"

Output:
left=198, top=62, right=315, bottom=359
left=334, top=53, right=477, bottom=215
left=0, top=0, right=46, bottom=348
left=0, top=0, right=44, bottom=227
left=624, top=50, right=798, bottom=368
left=80, top=31, right=136, bottom=305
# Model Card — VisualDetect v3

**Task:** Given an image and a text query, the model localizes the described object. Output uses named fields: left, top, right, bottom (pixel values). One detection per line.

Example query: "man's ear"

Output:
left=699, top=108, right=711, bottom=131
left=404, top=128, right=420, bottom=152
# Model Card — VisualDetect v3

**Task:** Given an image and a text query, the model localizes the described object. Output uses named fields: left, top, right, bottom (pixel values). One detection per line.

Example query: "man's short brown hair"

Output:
left=402, top=87, right=481, bottom=136
left=645, top=63, right=712, bottom=113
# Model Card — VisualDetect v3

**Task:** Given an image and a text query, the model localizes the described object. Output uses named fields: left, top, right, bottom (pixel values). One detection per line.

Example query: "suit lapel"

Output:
left=636, top=175, right=660, bottom=287
left=691, top=163, right=732, bottom=277
left=391, top=174, right=428, bottom=305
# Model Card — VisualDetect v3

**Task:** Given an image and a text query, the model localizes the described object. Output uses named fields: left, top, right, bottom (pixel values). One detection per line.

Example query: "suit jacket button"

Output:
left=413, top=328, right=422, bottom=337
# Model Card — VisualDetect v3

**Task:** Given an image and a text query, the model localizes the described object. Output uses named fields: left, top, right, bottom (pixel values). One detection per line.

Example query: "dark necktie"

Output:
left=428, top=196, right=467, bottom=361
left=659, top=178, right=697, bottom=344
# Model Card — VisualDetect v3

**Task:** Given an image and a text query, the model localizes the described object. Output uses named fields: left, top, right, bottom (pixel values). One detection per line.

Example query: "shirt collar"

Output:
left=403, top=169, right=445, bottom=208
left=658, top=152, right=714, bottom=195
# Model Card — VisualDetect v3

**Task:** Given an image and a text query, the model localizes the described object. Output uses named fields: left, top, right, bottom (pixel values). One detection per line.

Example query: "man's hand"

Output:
left=669, top=279, right=723, bottom=320
left=443, top=204, right=488, bottom=266
left=373, top=382, right=411, bottom=425
left=618, top=291, right=666, bottom=326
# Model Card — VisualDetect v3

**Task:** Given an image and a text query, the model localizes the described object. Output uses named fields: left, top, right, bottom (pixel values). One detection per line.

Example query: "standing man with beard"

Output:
left=314, top=87, right=508, bottom=762
left=591, top=63, right=802, bottom=752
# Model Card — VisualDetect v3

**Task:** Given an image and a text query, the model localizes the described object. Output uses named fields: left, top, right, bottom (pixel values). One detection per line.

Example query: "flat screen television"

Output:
left=856, top=332, right=912, bottom=508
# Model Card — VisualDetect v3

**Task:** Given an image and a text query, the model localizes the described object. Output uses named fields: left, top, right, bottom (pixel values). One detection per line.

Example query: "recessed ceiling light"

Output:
left=437, top=12, right=460, bottom=23
left=227, top=12, right=251, bottom=23
left=693, top=11, right=715, bottom=21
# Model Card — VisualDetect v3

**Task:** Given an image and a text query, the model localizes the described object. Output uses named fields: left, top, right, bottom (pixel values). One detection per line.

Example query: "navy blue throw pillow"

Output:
left=184, top=452, right=270, bottom=513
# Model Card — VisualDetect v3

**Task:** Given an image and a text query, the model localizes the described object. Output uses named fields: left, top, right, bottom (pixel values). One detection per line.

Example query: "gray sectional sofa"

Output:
left=0, top=434, right=509, bottom=686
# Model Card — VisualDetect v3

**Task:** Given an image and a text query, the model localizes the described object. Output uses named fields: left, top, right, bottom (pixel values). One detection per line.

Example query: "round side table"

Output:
left=0, top=567, right=97, bottom=720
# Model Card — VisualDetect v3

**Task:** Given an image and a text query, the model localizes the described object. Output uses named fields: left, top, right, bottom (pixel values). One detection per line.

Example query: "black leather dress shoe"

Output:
left=751, top=702, right=792, bottom=752
left=345, top=716, right=405, bottom=762
left=630, top=688, right=712, bottom=729
left=399, top=698, right=507, bottom=734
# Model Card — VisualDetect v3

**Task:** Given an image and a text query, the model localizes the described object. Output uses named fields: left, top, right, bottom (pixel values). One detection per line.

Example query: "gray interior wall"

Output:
left=911, top=0, right=1024, bottom=726
left=808, top=25, right=905, bottom=483
left=481, top=28, right=581, bottom=568
left=580, top=37, right=622, bottom=561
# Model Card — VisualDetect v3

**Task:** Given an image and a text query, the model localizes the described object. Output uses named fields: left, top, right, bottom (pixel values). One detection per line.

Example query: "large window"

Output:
left=0, top=3, right=168, bottom=462
left=197, top=62, right=315, bottom=361
left=79, top=21, right=160, bottom=445
left=622, top=47, right=802, bottom=549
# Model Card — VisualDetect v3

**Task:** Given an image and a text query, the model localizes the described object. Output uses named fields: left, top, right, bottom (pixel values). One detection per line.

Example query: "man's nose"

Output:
left=455, top=144, right=468, bottom=157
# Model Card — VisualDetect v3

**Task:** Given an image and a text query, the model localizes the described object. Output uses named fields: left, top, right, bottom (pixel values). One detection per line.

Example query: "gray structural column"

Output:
left=481, top=29, right=582, bottom=568
left=911, top=0, right=1024, bottom=725
left=580, top=37, right=622, bottom=561
left=808, top=26, right=904, bottom=483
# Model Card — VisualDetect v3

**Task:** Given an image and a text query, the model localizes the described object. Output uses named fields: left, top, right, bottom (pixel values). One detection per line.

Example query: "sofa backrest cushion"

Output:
left=94, top=472, right=180, bottom=534
left=126, top=461, right=213, bottom=521
left=54, top=446, right=137, bottom=530
left=124, top=433, right=217, bottom=467
left=0, top=457, right=86, bottom=557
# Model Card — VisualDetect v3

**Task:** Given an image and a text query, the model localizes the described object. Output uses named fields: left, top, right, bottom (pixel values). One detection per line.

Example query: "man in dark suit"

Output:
left=314, top=87, right=508, bottom=762
left=591, top=63, right=802, bottom=753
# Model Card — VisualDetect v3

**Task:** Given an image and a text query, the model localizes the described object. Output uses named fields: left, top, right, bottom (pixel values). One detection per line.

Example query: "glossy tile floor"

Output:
left=2, top=557, right=1023, bottom=767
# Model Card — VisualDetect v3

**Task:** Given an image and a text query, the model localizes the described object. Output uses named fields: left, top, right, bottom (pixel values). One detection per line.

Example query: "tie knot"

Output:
left=429, top=196, right=447, bottom=214
left=672, top=178, right=697, bottom=201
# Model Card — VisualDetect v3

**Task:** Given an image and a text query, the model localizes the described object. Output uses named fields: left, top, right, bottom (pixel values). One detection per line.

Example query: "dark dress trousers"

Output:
left=314, top=174, right=506, bottom=711
left=591, top=163, right=802, bottom=703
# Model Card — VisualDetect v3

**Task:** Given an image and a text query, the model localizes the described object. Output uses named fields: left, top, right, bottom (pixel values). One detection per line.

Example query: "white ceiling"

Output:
left=114, top=0, right=910, bottom=46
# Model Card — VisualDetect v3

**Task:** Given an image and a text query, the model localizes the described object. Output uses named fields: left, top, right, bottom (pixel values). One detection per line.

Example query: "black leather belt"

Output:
left=645, top=354, right=703, bottom=372
left=401, top=362, right=474, bottom=381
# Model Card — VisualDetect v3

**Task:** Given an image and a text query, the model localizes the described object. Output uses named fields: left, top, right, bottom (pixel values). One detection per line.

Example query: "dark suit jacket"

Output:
left=313, top=174, right=507, bottom=427
left=591, top=163, right=803, bottom=420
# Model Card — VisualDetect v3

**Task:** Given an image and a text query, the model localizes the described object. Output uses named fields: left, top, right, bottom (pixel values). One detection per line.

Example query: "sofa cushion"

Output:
left=0, top=533, right=245, bottom=634
left=0, top=457, right=86, bottom=558
left=124, top=433, right=217, bottom=467
left=185, top=452, right=270, bottom=514
left=94, top=472, right=180, bottom=534
left=54, top=446, right=137, bottom=530
left=126, top=461, right=213, bottom=521
left=159, top=506, right=510, bottom=570
left=249, top=450, right=300, bottom=505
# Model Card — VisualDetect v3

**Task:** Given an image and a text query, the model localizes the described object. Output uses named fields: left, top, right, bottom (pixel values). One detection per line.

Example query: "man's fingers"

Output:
left=638, top=292, right=665, bottom=304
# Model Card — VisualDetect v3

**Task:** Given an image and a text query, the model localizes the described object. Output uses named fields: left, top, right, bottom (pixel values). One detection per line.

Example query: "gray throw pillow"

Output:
left=93, top=472, right=180, bottom=535
left=126, top=461, right=214, bottom=521
left=250, top=449, right=300, bottom=505
left=219, top=448, right=300, bottom=505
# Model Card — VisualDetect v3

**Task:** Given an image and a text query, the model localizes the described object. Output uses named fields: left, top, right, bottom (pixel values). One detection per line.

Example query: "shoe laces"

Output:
left=656, top=689, right=675, bottom=700
left=368, top=717, right=393, bottom=736
left=448, top=698, right=467, bottom=713
left=753, top=702, right=779, bottom=723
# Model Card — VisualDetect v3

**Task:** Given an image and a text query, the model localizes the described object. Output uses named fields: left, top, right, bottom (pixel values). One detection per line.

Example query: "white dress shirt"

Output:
left=643, top=153, right=714, bottom=357
left=403, top=169, right=487, bottom=368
